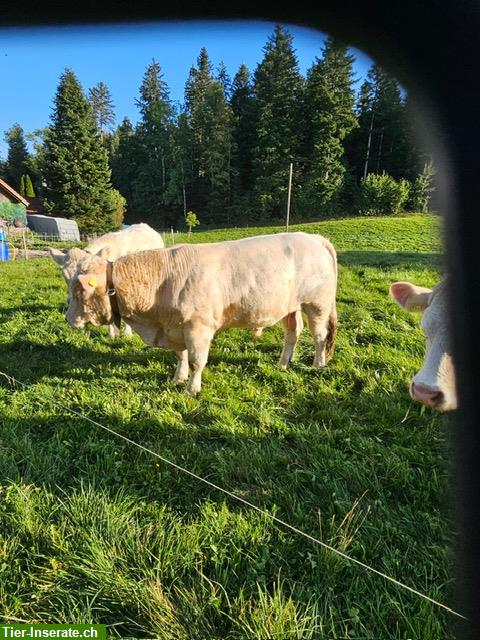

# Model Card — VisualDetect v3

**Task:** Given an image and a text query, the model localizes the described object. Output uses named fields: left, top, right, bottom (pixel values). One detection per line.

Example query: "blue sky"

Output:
left=0, top=20, right=374, bottom=158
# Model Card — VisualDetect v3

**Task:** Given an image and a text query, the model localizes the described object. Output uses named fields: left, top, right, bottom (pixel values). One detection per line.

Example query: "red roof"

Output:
left=0, top=177, right=29, bottom=207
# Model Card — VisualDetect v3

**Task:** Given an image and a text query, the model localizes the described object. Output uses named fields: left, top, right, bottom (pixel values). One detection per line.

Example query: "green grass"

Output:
left=0, top=214, right=457, bottom=639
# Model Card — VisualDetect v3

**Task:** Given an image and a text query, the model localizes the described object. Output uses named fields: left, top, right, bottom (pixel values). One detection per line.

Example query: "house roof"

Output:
left=0, top=177, right=29, bottom=207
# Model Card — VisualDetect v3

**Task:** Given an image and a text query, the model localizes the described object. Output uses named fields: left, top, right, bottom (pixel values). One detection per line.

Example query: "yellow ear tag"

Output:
left=88, top=278, right=97, bottom=287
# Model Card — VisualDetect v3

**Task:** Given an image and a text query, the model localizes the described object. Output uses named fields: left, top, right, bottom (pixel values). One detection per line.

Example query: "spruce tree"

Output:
left=299, top=37, right=358, bottom=216
left=230, top=64, right=256, bottom=212
left=132, top=59, right=175, bottom=226
left=252, top=25, right=303, bottom=219
left=183, top=49, right=234, bottom=223
left=347, top=64, right=409, bottom=181
left=89, top=81, right=116, bottom=137
left=110, top=117, right=138, bottom=214
left=163, top=112, right=192, bottom=223
left=216, top=62, right=232, bottom=100
left=42, top=68, right=116, bottom=233
left=4, top=124, right=29, bottom=191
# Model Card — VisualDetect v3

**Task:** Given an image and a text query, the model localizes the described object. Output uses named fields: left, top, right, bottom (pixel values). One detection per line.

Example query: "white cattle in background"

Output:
left=49, top=223, right=164, bottom=338
left=390, top=279, right=457, bottom=412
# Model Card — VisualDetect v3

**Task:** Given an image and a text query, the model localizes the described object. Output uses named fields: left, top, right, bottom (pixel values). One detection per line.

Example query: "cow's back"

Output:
left=113, top=232, right=337, bottom=332
left=86, top=223, right=164, bottom=260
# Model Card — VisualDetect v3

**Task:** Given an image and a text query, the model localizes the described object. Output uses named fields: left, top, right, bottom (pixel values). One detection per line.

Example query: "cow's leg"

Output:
left=279, top=310, right=303, bottom=369
left=173, top=349, right=189, bottom=384
left=184, top=324, right=214, bottom=395
left=251, top=327, right=263, bottom=341
left=304, top=305, right=329, bottom=368
left=108, top=323, right=120, bottom=338
left=122, top=321, right=133, bottom=338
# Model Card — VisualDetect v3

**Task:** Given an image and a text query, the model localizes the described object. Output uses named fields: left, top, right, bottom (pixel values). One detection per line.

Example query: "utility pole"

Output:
left=286, top=162, right=293, bottom=232
left=363, top=110, right=374, bottom=180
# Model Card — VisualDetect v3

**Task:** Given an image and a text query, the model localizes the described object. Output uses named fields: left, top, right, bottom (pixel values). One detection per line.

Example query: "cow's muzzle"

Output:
left=410, top=382, right=445, bottom=411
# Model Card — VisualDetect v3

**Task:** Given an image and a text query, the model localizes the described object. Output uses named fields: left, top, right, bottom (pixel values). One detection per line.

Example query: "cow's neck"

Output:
left=106, top=261, right=121, bottom=329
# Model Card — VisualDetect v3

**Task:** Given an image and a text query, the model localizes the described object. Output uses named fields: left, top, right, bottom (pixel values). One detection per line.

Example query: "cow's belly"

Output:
left=219, top=307, right=287, bottom=331
left=129, top=320, right=186, bottom=350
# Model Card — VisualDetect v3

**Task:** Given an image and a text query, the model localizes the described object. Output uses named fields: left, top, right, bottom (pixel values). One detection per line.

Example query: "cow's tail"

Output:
left=322, top=236, right=338, bottom=365
left=325, top=303, right=337, bottom=364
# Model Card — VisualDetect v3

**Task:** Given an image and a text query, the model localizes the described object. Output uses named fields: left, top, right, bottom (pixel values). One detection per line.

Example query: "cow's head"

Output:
left=390, top=280, right=457, bottom=412
left=66, top=250, right=114, bottom=329
left=49, top=246, right=91, bottom=284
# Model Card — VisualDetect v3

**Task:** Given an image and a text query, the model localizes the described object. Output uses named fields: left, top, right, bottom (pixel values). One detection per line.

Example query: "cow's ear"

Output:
left=97, top=246, right=111, bottom=260
left=390, top=281, right=432, bottom=311
left=48, top=247, right=66, bottom=266
left=77, top=273, right=99, bottom=296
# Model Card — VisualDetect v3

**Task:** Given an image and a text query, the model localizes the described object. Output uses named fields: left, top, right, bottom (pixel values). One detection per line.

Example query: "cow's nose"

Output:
left=410, top=382, right=444, bottom=408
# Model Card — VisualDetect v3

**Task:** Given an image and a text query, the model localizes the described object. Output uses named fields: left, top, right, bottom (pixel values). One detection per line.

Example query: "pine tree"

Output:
left=132, top=59, right=176, bottom=226
left=252, top=25, right=303, bottom=219
left=4, top=124, right=29, bottom=191
left=20, top=175, right=26, bottom=196
left=183, top=48, right=234, bottom=223
left=88, top=81, right=116, bottom=137
left=216, top=62, right=232, bottom=100
left=230, top=64, right=256, bottom=212
left=110, top=117, right=137, bottom=212
left=163, top=111, right=192, bottom=223
left=185, top=48, right=214, bottom=113
left=42, top=68, right=116, bottom=233
left=299, top=37, right=358, bottom=215
left=347, top=64, right=409, bottom=181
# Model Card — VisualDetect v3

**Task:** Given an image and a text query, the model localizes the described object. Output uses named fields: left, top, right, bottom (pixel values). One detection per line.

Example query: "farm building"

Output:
left=27, top=213, right=80, bottom=242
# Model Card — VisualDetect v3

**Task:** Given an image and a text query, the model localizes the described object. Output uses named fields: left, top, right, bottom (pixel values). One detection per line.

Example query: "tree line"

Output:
left=0, top=25, right=433, bottom=233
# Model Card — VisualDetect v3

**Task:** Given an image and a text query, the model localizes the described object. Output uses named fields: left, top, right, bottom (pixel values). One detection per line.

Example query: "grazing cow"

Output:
left=65, top=232, right=338, bottom=395
left=389, top=279, right=457, bottom=411
left=49, top=223, right=164, bottom=338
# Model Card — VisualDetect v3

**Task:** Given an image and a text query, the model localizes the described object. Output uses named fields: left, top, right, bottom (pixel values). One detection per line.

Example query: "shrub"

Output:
left=107, top=188, right=126, bottom=229
left=406, top=163, right=435, bottom=213
left=359, top=173, right=407, bottom=216
left=185, top=210, right=200, bottom=234
left=0, top=201, right=27, bottom=226
left=357, top=172, right=410, bottom=216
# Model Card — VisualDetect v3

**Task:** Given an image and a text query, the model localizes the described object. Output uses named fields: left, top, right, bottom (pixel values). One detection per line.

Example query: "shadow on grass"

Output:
left=338, top=250, right=444, bottom=269
left=0, top=331, right=283, bottom=388
left=0, top=325, right=453, bottom=637
left=0, top=334, right=443, bottom=503
left=0, top=303, right=65, bottom=324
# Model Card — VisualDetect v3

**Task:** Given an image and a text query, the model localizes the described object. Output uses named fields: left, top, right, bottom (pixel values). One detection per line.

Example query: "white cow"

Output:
left=390, top=279, right=457, bottom=411
left=65, top=232, right=338, bottom=395
left=49, top=223, right=164, bottom=338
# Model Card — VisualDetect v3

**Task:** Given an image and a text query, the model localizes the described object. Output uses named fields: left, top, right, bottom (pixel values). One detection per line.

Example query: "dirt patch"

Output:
left=10, top=249, right=50, bottom=259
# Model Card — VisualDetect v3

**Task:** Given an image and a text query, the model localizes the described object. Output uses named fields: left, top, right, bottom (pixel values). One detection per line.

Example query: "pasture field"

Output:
left=0, top=215, right=458, bottom=639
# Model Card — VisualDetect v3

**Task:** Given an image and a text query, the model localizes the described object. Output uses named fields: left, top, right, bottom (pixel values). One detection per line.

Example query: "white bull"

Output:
left=390, top=279, right=457, bottom=411
left=65, top=232, right=338, bottom=395
left=49, top=223, right=164, bottom=338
